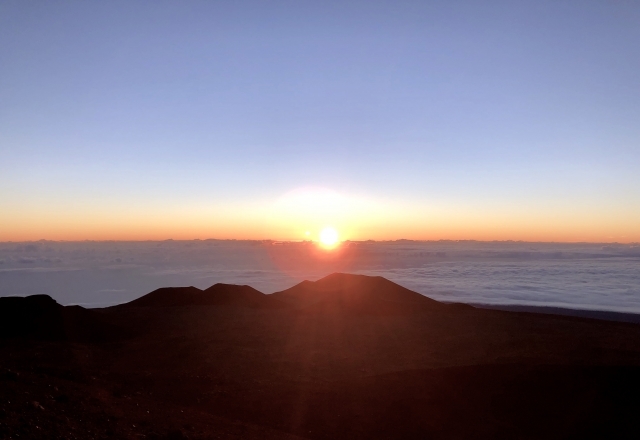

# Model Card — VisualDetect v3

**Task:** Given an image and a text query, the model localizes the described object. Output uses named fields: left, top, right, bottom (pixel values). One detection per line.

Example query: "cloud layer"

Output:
left=0, top=240, right=638, bottom=312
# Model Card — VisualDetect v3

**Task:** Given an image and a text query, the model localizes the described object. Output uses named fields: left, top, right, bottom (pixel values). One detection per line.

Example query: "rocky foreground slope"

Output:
left=2, top=273, right=640, bottom=439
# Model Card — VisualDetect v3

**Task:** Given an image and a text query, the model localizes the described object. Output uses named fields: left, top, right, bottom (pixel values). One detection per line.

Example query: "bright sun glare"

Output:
left=319, top=227, right=339, bottom=248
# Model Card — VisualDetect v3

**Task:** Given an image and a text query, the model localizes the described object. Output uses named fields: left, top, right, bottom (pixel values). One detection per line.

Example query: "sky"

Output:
left=1, top=1, right=639, bottom=242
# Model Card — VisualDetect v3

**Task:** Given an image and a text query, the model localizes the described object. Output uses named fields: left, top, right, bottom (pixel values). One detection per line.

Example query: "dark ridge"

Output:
left=271, top=272, right=445, bottom=315
left=122, top=286, right=204, bottom=308
left=3, top=274, right=640, bottom=439
left=203, top=283, right=286, bottom=308
left=473, top=303, right=640, bottom=324
left=0, top=295, right=118, bottom=342
left=120, top=284, right=286, bottom=309
left=0, top=295, right=64, bottom=340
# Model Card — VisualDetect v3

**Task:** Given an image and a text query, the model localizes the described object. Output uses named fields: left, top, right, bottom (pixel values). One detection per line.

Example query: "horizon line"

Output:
left=1, top=238, right=638, bottom=245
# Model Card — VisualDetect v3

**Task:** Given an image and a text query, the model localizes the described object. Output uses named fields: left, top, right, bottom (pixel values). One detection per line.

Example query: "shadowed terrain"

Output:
left=120, top=284, right=283, bottom=309
left=2, top=273, right=640, bottom=439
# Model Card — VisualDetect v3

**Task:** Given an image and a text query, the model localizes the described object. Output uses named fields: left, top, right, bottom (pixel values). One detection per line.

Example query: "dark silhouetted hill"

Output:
left=122, top=286, right=204, bottom=308
left=0, top=295, right=117, bottom=342
left=271, top=272, right=451, bottom=315
left=203, top=283, right=285, bottom=308
left=3, top=273, right=640, bottom=439
left=121, top=284, right=285, bottom=309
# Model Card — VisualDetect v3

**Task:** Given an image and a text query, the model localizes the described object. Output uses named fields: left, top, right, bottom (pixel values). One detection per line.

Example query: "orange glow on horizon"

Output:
left=1, top=187, right=639, bottom=243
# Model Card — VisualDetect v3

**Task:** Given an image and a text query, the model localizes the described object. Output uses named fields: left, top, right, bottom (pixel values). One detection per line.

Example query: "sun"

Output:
left=319, top=227, right=339, bottom=249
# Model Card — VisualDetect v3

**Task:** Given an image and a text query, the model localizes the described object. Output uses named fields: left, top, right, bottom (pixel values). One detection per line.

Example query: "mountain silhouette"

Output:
left=0, top=294, right=115, bottom=341
left=2, top=273, right=640, bottom=439
left=122, top=284, right=285, bottom=309
left=271, top=272, right=448, bottom=314
left=119, top=273, right=474, bottom=314
left=203, top=283, right=285, bottom=308
left=122, top=286, right=203, bottom=308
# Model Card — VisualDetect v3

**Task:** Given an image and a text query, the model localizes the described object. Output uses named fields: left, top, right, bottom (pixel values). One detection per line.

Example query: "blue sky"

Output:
left=1, top=1, right=639, bottom=241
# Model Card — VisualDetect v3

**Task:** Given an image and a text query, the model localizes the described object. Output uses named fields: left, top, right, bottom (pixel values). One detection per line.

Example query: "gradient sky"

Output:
left=1, top=1, right=639, bottom=242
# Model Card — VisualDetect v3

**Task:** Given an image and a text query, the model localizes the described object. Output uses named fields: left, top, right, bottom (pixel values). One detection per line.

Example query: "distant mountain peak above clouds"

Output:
left=123, top=286, right=203, bottom=308
left=113, top=273, right=449, bottom=315
left=121, top=283, right=284, bottom=309
left=271, top=272, right=447, bottom=314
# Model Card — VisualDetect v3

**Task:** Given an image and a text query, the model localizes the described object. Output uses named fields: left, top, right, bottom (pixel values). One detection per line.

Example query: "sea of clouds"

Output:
left=1, top=240, right=639, bottom=313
